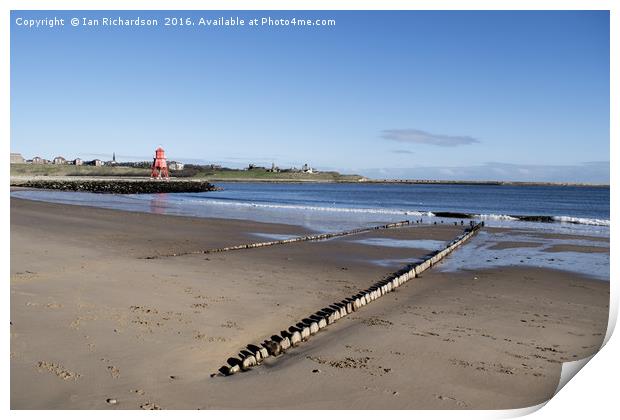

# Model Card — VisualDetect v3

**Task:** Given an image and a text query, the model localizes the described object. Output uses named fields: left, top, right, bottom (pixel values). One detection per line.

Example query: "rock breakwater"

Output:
left=11, top=178, right=219, bottom=194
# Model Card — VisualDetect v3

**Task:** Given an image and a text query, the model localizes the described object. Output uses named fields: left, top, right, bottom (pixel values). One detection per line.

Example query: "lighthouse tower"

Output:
left=150, top=146, right=169, bottom=179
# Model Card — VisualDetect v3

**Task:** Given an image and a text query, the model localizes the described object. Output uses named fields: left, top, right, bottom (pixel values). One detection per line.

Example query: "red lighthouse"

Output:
left=150, top=146, right=169, bottom=179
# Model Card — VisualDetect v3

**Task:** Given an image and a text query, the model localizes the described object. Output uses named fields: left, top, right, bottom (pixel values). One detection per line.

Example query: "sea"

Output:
left=11, top=182, right=610, bottom=280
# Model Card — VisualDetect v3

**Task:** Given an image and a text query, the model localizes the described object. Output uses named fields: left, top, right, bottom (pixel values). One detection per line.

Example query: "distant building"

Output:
left=168, top=161, right=184, bottom=171
left=53, top=156, right=67, bottom=165
left=31, top=156, right=46, bottom=164
left=302, top=163, right=314, bottom=174
left=86, top=159, right=104, bottom=166
left=10, top=153, right=24, bottom=164
left=267, top=162, right=280, bottom=173
left=107, top=152, right=118, bottom=166
left=73, top=158, right=83, bottom=166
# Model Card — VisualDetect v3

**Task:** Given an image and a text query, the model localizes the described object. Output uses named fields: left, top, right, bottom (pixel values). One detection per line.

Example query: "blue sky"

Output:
left=11, top=10, right=609, bottom=182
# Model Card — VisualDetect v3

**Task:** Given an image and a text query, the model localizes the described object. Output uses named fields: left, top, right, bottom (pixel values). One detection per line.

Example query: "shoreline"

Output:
left=10, top=198, right=609, bottom=409
left=11, top=174, right=610, bottom=187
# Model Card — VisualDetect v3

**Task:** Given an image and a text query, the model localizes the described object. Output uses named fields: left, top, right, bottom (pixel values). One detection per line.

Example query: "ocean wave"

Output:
left=189, top=198, right=435, bottom=217
left=551, top=216, right=610, bottom=226
left=31, top=190, right=604, bottom=228
left=475, top=214, right=520, bottom=221
left=188, top=199, right=608, bottom=227
left=427, top=211, right=608, bottom=226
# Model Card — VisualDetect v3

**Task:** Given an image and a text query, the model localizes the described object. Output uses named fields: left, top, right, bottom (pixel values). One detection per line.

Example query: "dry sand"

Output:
left=10, top=198, right=609, bottom=409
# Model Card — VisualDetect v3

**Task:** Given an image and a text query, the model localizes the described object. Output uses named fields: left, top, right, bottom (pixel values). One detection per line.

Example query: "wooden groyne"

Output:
left=10, top=178, right=219, bottom=194
left=215, top=222, right=484, bottom=376
left=145, top=220, right=414, bottom=259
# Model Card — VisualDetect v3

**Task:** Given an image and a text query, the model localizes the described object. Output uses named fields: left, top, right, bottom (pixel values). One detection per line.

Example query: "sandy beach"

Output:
left=10, top=198, right=609, bottom=409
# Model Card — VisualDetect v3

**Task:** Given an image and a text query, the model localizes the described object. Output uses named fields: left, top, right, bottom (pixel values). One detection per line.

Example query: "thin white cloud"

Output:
left=381, top=129, right=479, bottom=147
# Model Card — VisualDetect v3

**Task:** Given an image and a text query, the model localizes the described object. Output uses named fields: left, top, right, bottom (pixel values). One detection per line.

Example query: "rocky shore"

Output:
left=10, top=177, right=220, bottom=194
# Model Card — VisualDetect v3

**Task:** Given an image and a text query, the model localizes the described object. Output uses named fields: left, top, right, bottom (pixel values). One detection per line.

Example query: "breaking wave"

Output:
left=191, top=199, right=608, bottom=226
left=475, top=214, right=520, bottom=221
left=189, top=198, right=435, bottom=217
left=551, top=216, right=610, bottom=226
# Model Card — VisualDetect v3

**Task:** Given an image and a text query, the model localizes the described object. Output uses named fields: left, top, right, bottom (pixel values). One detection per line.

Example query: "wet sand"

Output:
left=544, top=244, right=609, bottom=254
left=10, top=198, right=609, bottom=409
left=488, top=241, right=544, bottom=250
left=486, top=227, right=610, bottom=244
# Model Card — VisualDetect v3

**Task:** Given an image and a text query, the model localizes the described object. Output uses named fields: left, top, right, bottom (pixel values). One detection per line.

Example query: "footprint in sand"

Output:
left=434, top=394, right=468, bottom=407
left=362, top=317, right=393, bottom=327
left=220, top=320, right=241, bottom=330
left=107, top=365, right=120, bottom=378
left=140, top=402, right=162, bottom=410
left=207, top=336, right=229, bottom=343
left=36, top=361, right=81, bottom=381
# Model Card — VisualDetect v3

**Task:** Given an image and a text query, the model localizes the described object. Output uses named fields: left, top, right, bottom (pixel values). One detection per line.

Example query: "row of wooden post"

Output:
left=150, top=220, right=413, bottom=258
left=217, top=222, right=484, bottom=376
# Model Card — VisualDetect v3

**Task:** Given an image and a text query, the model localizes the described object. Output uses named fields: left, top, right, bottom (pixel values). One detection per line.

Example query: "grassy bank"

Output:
left=199, top=168, right=364, bottom=182
left=10, top=164, right=149, bottom=177
left=10, top=164, right=365, bottom=183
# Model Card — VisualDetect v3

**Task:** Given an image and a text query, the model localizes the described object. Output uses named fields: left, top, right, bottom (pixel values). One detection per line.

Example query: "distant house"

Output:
left=267, top=162, right=280, bottom=173
left=53, top=156, right=67, bottom=165
left=92, top=159, right=104, bottom=167
left=302, top=163, right=314, bottom=174
left=10, top=153, right=24, bottom=164
left=73, top=158, right=83, bottom=166
left=168, top=161, right=184, bottom=171
left=31, top=156, right=46, bottom=164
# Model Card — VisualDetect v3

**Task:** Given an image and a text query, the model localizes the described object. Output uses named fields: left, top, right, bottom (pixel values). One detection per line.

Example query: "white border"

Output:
left=3, top=1, right=616, bottom=419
